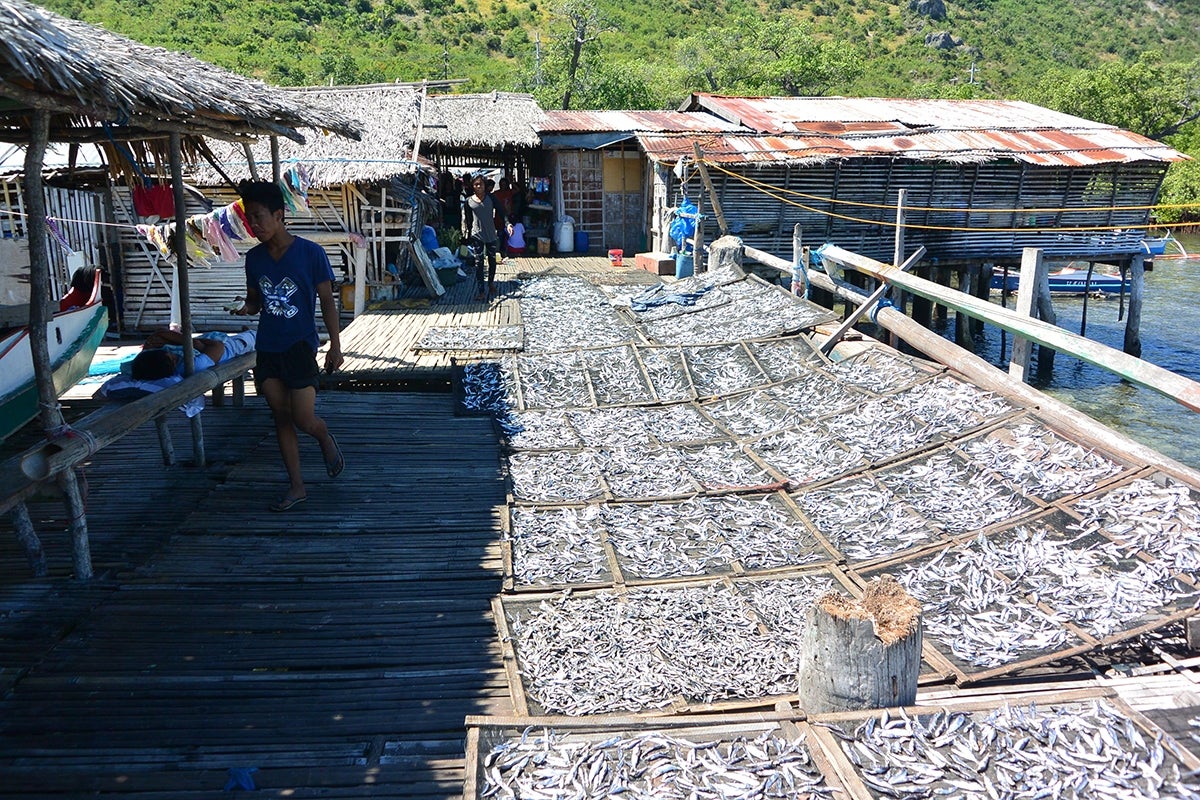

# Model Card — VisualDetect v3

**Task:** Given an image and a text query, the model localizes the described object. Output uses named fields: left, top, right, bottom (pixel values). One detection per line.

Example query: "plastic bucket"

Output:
left=607, top=248, right=623, bottom=267
left=554, top=218, right=575, bottom=252
left=675, top=252, right=694, bottom=279
left=574, top=230, right=589, bottom=253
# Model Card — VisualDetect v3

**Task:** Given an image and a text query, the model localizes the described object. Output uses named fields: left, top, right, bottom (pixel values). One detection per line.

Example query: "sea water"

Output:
left=935, top=233, right=1200, bottom=471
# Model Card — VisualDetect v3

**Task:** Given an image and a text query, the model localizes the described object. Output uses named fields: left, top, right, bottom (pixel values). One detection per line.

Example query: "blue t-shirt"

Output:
left=244, top=237, right=335, bottom=353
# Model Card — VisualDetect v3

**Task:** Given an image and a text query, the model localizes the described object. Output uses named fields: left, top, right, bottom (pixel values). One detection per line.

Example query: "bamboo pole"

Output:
left=23, top=111, right=63, bottom=435
left=10, top=502, right=47, bottom=578
left=692, top=144, right=729, bottom=237
left=169, top=132, right=204, bottom=468
left=819, top=244, right=1200, bottom=413
left=820, top=246, right=925, bottom=356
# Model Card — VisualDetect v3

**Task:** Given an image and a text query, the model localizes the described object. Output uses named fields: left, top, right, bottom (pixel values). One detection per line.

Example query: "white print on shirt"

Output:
left=259, top=276, right=300, bottom=319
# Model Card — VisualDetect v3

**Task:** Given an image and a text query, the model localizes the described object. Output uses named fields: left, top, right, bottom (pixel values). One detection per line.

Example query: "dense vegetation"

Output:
left=41, top=0, right=1200, bottom=218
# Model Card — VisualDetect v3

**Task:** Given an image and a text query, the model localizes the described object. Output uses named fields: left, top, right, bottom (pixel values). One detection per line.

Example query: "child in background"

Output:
left=505, top=215, right=526, bottom=258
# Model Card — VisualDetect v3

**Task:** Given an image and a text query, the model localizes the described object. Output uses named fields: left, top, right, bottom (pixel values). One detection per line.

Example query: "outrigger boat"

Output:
left=0, top=268, right=108, bottom=442
left=990, top=265, right=1130, bottom=295
left=1139, top=230, right=1188, bottom=257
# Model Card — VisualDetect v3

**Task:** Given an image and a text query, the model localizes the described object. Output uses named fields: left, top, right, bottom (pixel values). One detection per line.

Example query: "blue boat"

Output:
left=990, top=266, right=1130, bottom=295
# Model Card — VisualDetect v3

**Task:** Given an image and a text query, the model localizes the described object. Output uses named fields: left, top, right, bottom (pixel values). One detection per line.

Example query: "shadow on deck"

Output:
left=0, top=391, right=509, bottom=797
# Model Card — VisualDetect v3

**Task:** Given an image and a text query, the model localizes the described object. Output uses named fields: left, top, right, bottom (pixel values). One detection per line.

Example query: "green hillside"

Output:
left=36, top=0, right=1200, bottom=216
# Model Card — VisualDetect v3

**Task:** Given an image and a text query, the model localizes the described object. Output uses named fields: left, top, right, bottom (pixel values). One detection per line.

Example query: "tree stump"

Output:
left=798, top=575, right=922, bottom=714
left=707, top=235, right=744, bottom=273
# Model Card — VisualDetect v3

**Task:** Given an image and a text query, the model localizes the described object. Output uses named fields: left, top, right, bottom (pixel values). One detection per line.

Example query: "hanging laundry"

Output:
left=132, top=184, right=175, bottom=220
left=136, top=223, right=172, bottom=259
left=204, top=214, right=239, bottom=263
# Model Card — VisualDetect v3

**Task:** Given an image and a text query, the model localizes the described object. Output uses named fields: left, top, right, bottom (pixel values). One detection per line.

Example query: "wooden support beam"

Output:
left=791, top=224, right=806, bottom=297
left=820, top=244, right=1200, bottom=413
left=9, top=502, right=47, bottom=578
left=1009, top=248, right=1044, bottom=383
left=820, top=246, right=925, bottom=356
left=1124, top=255, right=1145, bottom=358
left=692, top=144, right=729, bottom=237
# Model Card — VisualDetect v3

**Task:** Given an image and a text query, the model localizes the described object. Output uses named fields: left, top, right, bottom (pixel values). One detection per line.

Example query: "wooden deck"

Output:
left=336, top=254, right=660, bottom=383
left=0, top=392, right=511, bottom=797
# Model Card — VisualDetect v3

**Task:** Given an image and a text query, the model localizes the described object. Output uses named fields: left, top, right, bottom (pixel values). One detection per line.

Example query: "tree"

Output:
left=555, top=0, right=611, bottom=110
left=676, top=13, right=863, bottom=97
left=1027, top=51, right=1200, bottom=140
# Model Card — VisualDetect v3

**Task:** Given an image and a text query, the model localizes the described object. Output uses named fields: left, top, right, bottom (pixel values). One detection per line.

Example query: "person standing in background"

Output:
left=462, top=174, right=500, bottom=302
left=233, top=180, right=345, bottom=512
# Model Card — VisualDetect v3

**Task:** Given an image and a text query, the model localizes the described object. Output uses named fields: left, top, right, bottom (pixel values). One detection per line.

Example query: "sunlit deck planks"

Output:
left=335, top=254, right=659, bottom=383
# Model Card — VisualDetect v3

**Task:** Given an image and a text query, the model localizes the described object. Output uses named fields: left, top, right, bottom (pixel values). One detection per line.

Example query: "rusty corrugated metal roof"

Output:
left=655, top=94, right=1188, bottom=166
left=540, top=110, right=744, bottom=134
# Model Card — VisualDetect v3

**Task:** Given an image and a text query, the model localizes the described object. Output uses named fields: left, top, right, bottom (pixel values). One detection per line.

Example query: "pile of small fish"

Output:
left=594, top=446, right=697, bottom=499
left=747, top=337, right=826, bottom=382
left=562, top=405, right=721, bottom=449
left=959, top=421, right=1125, bottom=500
left=679, top=442, right=779, bottom=491
left=515, top=351, right=594, bottom=410
left=507, top=450, right=605, bottom=502
left=767, top=372, right=868, bottom=420
left=414, top=324, right=525, bottom=352
left=1073, top=477, right=1200, bottom=580
left=506, top=579, right=832, bottom=714
left=582, top=345, right=656, bottom=406
left=703, top=390, right=802, bottom=438
left=826, top=349, right=933, bottom=395
left=641, top=279, right=834, bottom=345
left=889, top=537, right=1076, bottom=668
left=508, top=506, right=611, bottom=586
left=638, top=346, right=694, bottom=402
left=519, top=277, right=636, bottom=353
left=479, top=728, right=835, bottom=800
left=795, top=477, right=936, bottom=562
left=683, top=344, right=768, bottom=397
left=819, top=395, right=948, bottom=464
left=877, top=453, right=1034, bottom=533
left=987, top=523, right=1190, bottom=639
left=822, top=701, right=1199, bottom=800
left=750, top=427, right=868, bottom=487
left=504, top=410, right=581, bottom=451
left=901, top=376, right=1016, bottom=435
left=459, top=361, right=517, bottom=431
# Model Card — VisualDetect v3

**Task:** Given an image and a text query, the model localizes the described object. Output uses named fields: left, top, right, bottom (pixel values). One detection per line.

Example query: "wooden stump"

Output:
left=798, top=576, right=922, bottom=714
left=708, top=235, right=745, bottom=273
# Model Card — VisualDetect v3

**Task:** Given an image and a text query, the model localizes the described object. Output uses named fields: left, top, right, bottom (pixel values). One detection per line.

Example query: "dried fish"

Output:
left=750, top=426, right=867, bottom=487
left=702, top=389, right=800, bottom=438
left=766, top=372, right=867, bottom=420
left=747, top=336, right=827, bottom=382
left=795, top=477, right=936, bottom=562
left=508, top=506, right=611, bottom=586
left=679, top=442, right=777, bottom=490
left=508, top=450, right=604, bottom=503
left=739, top=574, right=838, bottom=636
left=818, top=396, right=944, bottom=463
left=823, top=700, right=1199, bottom=800
left=889, top=538, right=1077, bottom=667
left=506, top=579, right=833, bottom=714
left=518, top=277, right=636, bottom=353
left=594, top=446, right=696, bottom=500
left=504, top=410, right=581, bottom=451
left=1073, top=477, right=1200, bottom=581
left=959, top=421, right=1125, bottom=500
left=826, top=348, right=934, bottom=395
left=683, top=344, right=767, bottom=397
left=581, top=345, right=655, bottom=406
left=877, top=453, right=1035, bottom=533
left=515, top=351, right=592, bottom=410
left=637, top=345, right=693, bottom=402
left=479, top=728, right=835, bottom=800
left=414, top=324, right=524, bottom=352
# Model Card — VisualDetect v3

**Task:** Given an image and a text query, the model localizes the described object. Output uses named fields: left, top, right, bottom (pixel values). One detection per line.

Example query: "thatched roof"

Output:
left=0, top=0, right=360, bottom=145
left=191, top=85, right=423, bottom=188
left=421, top=92, right=545, bottom=149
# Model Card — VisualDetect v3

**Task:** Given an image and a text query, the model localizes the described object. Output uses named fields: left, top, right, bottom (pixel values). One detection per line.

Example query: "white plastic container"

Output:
left=553, top=217, right=575, bottom=253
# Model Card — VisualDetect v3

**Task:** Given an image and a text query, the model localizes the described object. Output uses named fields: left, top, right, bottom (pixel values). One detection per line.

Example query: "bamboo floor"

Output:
left=0, top=391, right=511, bottom=798
left=335, top=254, right=659, bottom=383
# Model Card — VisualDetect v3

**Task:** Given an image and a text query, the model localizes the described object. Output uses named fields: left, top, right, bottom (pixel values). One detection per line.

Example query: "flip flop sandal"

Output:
left=325, top=435, right=345, bottom=478
left=270, top=494, right=307, bottom=512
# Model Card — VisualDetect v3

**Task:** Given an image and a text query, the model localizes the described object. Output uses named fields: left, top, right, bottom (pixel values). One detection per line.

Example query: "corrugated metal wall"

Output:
left=665, top=159, right=1168, bottom=265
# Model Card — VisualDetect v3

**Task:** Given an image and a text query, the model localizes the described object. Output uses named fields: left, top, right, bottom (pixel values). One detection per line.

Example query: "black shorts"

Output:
left=255, top=340, right=320, bottom=390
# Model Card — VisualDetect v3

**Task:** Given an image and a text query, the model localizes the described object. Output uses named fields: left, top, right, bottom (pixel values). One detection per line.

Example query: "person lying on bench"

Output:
left=129, top=329, right=257, bottom=380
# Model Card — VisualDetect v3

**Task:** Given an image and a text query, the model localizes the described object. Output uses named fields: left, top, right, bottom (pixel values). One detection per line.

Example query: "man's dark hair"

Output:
left=238, top=180, right=285, bottom=213
left=131, top=349, right=176, bottom=381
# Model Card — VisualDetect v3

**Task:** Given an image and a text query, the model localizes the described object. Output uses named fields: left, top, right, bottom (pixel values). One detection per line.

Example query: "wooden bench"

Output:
left=1, top=351, right=255, bottom=577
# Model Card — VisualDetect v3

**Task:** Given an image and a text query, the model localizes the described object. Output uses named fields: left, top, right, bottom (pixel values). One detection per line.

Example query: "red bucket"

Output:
left=607, top=248, right=624, bottom=267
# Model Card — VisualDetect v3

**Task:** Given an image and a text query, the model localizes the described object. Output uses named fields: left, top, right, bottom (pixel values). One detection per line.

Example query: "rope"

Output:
left=702, top=159, right=1200, bottom=224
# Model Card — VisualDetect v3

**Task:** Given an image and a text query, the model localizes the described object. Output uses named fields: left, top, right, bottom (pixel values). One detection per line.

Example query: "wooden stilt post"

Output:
left=1124, top=255, right=1145, bottom=358
left=1035, top=263, right=1057, bottom=380
left=971, top=262, right=990, bottom=336
left=1080, top=262, right=1096, bottom=336
left=933, top=266, right=949, bottom=324
left=271, top=137, right=282, bottom=183
left=169, top=132, right=204, bottom=467
left=1009, top=248, right=1042, bottom=383
left=955, top=268, right=974, bottom=350
left=10, top=502, right=47, bottom=578
left=57, top=469, right=91, bottom=580
left=243, top=143, right=260, bottom=181
left=791, top=224, right=806, bottom=297
left=911, top=266, right=932, bottom=328
left=155, top=416, right=175, bottom=465
left=798, top=576, right=922, bottom=714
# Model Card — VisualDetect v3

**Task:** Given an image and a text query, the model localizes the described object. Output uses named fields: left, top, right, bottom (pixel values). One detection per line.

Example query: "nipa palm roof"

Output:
left=657, top=94, right=1188, bottom=167
left=0, top=0, right=360, bottom=146
left=191, top=84, right=423, bottom=188
left=421, top=92, right=545, bottom=149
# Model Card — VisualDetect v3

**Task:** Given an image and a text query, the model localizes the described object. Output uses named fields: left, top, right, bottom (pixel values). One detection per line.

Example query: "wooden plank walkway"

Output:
left=0, top=392, right=511, bottom=798
left=336, top=254, right=659, bottom=383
